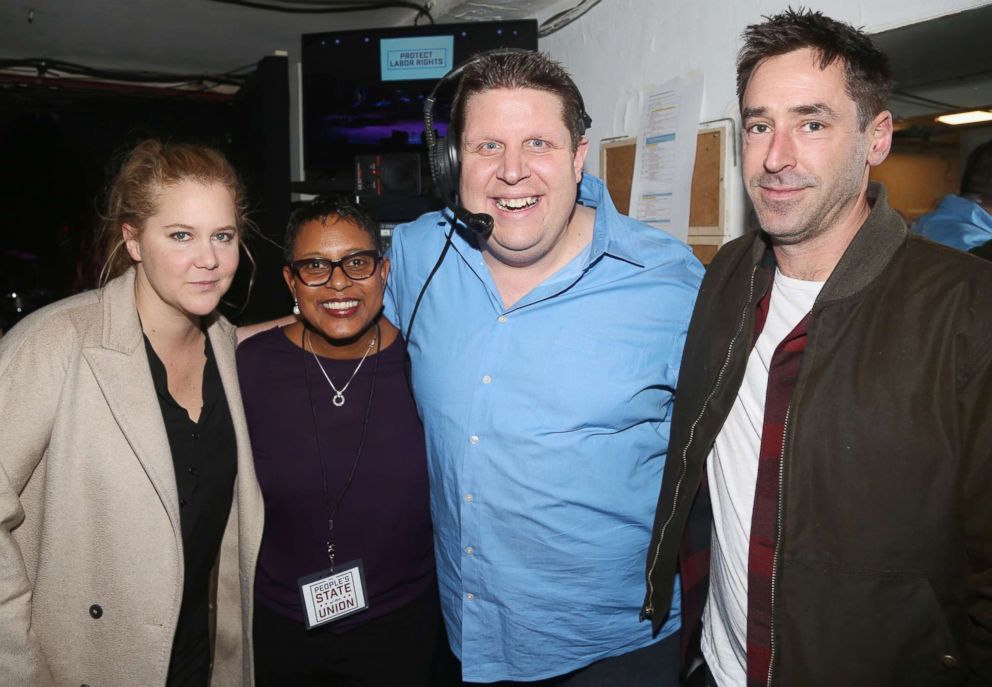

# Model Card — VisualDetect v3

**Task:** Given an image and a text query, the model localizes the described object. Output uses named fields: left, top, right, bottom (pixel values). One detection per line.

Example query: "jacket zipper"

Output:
left=644, top=265, right=760, bottom=618
left=767, top=403, right=790, bottom=686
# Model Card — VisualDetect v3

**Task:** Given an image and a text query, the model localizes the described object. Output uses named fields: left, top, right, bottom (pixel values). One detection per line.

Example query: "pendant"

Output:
left=332, top=393, right=346, bottom=407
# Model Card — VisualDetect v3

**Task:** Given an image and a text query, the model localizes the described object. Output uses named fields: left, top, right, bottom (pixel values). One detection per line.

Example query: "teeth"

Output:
left=496, top=196, right=538, bottom=210
left=322, top=300, right=359, bottom=311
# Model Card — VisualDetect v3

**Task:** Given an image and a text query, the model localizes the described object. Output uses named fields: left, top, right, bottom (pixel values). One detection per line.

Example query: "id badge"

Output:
left=298, top=559, right=369, bottom=630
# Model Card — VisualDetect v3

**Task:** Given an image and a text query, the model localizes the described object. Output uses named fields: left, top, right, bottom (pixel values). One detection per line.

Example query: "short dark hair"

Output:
left=961, top=139, right=992, bottom=202
left=450, top=50, right=587, bottom=151
left=736, top=7, right=893, bottom=130
left=284, top=196, right=381, bottom=262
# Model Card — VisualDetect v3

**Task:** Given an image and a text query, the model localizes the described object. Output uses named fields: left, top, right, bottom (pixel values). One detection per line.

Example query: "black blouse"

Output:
left=144, top=334, right=238, bottom=687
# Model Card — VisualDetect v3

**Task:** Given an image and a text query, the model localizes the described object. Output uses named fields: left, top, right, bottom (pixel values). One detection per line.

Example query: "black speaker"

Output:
left=236, top=54, right=291, bottom=242
left=355, top=153, right=423, bottom=196
left=228, top=54, right=293, bottom=323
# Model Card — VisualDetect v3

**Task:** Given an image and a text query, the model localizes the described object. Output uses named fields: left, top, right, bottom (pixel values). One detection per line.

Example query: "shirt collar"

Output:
left=578, top=173, right=644, bottom=268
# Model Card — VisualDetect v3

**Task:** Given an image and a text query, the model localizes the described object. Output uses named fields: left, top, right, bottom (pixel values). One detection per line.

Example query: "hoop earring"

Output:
left=98, top=239, right=128, bottom=287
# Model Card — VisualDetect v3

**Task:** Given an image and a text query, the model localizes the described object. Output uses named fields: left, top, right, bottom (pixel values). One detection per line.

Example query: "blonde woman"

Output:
left=0, top=140, right=263, bottom=686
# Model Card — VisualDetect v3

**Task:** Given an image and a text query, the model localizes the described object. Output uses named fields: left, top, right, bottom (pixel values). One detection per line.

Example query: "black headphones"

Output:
left=423, top=49, right=592, bottom=237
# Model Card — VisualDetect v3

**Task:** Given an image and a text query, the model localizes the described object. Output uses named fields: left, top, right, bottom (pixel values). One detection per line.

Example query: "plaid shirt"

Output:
left=678, top=278, right=810, bottom=687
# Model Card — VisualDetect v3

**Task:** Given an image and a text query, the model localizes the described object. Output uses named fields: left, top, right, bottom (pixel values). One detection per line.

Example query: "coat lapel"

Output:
left=82, top=270, right=181, bottom=531
left=207, top=318, right=264, bottom=562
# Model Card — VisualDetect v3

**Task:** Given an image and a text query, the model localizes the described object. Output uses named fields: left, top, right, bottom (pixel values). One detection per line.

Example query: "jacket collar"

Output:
left=98, top=266, right=233, bottom=351
left=85, top=268, right=181, bottom=533
left=85, top=268, right=242, bottom=540
left=99, top=267, right=144, bottom=353
left=749, top=182, right=907, bottom=303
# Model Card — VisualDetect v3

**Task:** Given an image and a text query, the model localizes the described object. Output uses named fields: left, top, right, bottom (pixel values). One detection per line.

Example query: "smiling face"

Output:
left=741, top=47, right=891, bottom=247
left=283, top=215, right=389, bottom=356
left=125, top=179, right=239, bottom=323
left=458, top=87, right=588, bottom=270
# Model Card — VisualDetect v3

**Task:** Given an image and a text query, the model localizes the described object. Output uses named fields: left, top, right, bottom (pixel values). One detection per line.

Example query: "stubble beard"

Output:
left=749, top=138, right=869, bottom=248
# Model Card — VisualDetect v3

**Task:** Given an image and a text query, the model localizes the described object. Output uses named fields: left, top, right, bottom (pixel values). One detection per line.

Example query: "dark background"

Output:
left=0, top=55, right=292, bottom=330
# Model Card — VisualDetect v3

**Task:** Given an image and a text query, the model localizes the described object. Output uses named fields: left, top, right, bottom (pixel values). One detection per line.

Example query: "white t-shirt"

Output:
left=701, top=269, right=824, bottom=686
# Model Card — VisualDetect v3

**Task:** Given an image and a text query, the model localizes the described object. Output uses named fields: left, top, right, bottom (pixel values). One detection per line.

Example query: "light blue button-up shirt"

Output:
left=385, top=174, right=703, bottom=682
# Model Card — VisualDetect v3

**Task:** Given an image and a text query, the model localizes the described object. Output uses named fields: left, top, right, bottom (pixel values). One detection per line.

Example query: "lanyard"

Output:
left=301, top=322, right=380, bottom=571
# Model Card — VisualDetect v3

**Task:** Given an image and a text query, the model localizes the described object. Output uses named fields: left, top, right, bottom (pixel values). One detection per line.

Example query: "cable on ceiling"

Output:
left=0, top=58, right=254, bottom=88
left=538, top=0, right=602, bottom=37
left=890, top=89, right=963, bottom=111
left=207, top=0, right=434, bottom=24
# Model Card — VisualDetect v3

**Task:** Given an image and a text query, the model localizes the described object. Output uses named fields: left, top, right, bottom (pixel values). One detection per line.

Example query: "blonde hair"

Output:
left=98, top=140, right=250, bottom=284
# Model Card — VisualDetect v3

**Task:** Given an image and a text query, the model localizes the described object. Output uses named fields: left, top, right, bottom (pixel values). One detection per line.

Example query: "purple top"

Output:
left=237, top=326, right=434, bottom=632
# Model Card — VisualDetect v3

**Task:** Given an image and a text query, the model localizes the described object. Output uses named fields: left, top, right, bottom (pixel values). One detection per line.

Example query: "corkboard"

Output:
left=600, top=128, right=726, bottom=264
left=689, top=129, right=723, bottom=232
left=600, top=137, right=637, bottom=215
left=692, top=243, right=720, bottom=263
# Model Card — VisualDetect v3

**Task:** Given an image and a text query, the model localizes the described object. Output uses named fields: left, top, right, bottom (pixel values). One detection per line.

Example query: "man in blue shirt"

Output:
left=914, top=139, right=992, bottom=253
left=385, top=51, right=703, bottom=684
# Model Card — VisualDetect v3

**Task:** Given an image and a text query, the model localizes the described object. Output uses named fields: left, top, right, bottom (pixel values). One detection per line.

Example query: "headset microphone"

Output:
left=453, top=205, right=494, bottom=236
left=423, top=59, right=497, bottom=238
left=422, top=84, right=495, bottom=237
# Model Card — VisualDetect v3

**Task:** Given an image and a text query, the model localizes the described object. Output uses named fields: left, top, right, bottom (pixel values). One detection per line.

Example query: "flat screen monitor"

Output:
left=300, top=20, right=539, bottom=194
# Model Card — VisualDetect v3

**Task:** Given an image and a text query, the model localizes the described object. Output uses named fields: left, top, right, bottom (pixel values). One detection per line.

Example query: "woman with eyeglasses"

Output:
left=0, top=140, right=263, bottom=686
left=236, top=196, right=438, bottom=686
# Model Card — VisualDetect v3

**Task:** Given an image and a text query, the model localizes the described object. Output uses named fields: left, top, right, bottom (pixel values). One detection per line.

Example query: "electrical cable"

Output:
left=890, top=89, right=968, bottom=112
left=403, top=220, right=456, bottom=344
left=206, top=0, right=433, bottom=23
left=539, top=0, right=603, bottom=37
left=0, top=57, right=251, bottom=87
left=165, top=63, right=260, bottom=92
left=889, top=91, right=992, bottom=124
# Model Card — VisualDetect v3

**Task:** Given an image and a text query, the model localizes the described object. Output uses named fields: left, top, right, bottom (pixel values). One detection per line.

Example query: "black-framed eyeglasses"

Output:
left=288, top=250, right=382, bottom=286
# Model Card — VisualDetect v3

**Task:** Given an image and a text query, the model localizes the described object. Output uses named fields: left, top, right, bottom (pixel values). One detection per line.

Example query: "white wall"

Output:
left=542, top=0, right=991, bottom=239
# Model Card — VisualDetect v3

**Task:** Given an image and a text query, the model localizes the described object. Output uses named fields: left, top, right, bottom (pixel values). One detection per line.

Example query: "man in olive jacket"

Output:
left=643, top=9, right=992, bottom=687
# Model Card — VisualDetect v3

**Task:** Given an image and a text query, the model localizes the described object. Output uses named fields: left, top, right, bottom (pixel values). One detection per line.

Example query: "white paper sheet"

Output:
left=629, top=72, right=704, bottom=242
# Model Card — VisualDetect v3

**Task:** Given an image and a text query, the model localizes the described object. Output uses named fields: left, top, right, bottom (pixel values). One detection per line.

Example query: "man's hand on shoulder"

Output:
left=236, top=315, right=296, bottom=344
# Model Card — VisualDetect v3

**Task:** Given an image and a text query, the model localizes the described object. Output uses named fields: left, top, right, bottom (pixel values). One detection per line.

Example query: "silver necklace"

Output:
left=306, top=329, right=376, bottom=407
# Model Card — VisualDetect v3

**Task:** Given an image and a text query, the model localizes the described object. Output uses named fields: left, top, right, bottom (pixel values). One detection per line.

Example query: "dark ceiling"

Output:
left=873, top=4, right=992, bottom=120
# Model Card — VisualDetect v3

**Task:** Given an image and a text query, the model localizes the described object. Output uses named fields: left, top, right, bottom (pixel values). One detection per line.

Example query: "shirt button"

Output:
left=497, top=315, right=507, bottom=323
left=469, top=435, right=479, bottom=445
left=89, top=604, right=103, bottom=619
left=466, top=592, right=475, bottom=600
left=939, top=655, right=959, bottom=668
left=465, top=493, right=474, bottom=502
left=465, top=546, right=475, bottom=555
left=482, top=375, right=492, bottom=384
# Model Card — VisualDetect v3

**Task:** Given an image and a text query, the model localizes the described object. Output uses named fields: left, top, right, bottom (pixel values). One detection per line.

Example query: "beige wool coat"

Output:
left=0, top=269, right=264, bottom=686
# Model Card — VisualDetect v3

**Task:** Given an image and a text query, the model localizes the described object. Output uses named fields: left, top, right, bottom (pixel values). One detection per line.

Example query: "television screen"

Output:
left=301, top=20, right=539, bottom=195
